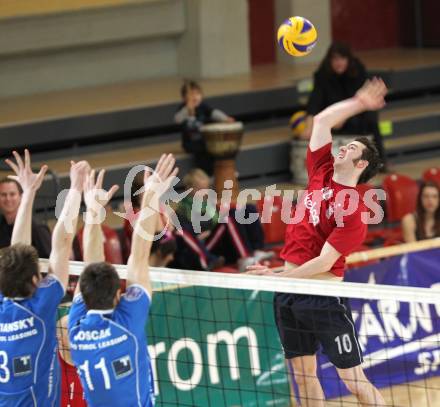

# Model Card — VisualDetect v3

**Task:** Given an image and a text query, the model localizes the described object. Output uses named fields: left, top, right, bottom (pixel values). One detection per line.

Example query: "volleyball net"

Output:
left=53, top=249, right=440, bottom=407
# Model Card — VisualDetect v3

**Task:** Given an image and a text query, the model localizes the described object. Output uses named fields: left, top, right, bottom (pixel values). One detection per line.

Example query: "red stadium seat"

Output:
left=382, top=174, right=419, bottom=223
left=422, top=167, right=440, bottom=187
left=77, top=225, right=123, bottom=264
left=357, top=183, right=390, bottom=244
left=256, top=195, right=288, bottom=244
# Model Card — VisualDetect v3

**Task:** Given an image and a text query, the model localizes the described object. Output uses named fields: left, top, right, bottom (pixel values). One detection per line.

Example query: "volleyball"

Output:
left=289, top=110, right=307, bottom=137
left=277, top=16, right=317, bottom=57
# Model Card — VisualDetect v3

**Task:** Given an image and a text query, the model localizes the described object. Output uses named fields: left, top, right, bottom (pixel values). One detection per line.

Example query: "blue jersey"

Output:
left=0, top=274, right=65, bottom=407
left=68, top=284, right=154, bottom=407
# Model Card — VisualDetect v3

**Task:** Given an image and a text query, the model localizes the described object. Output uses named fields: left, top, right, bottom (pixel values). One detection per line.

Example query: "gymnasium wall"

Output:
left=420, top=0, right=440, bottom=47
left=0, top=0, right=148, bottom=19
left=331, top=0, right=440, bottom=50
left=330, top=0, right=401, bottom=50
left=248, top=0, right=276, bottom=65
left=0, top=0, right=251, bottom=97
left=0, top=0, right=183, bottom=97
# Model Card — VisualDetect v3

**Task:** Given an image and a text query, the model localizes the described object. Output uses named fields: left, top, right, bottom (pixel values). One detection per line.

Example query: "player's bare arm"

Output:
left=310, top=77, right=387, bottom=152
left=83, top=169, right=119, bottom=264
left=247, top=242, right=341, bottom=278
left=49, top=161, right=89, bottom=289
left=277, top=242, right=341, bottom=278
left=73, top=169, right=119, bottom=297
left=5, top=149, right=48, bottom=246
left=126, top=153, right=178, bottom=296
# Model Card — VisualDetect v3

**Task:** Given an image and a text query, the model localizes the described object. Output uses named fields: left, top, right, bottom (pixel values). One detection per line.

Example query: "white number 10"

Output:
left=335, top=334, right=353, bottom=354
left=78, top=358, right=111, bottom=391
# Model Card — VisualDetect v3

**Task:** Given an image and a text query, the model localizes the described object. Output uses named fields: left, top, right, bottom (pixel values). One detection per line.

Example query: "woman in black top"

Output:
left=402, top=181, right=440, bottom=242
left=303, top=42, right=387, bottom=168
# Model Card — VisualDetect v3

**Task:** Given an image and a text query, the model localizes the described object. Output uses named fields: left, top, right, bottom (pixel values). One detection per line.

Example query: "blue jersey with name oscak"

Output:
left=68, top=284, right=154, bottom=407
left=0, top=275, right=65, bottom=407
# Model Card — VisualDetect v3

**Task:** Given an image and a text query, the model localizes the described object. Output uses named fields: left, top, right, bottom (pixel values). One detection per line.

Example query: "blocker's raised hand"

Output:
left=143, top=153, right=179, bottom=198
left=84, top=169, right=119, bottom=212
left=69, top=160, right=90, bottom=191
left=5, top=149, right=48, bottom=193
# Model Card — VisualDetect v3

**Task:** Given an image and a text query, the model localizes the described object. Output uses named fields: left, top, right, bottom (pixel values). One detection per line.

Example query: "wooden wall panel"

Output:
left=0, top=0, right=151, bottom=19
left=331, top=0, right=401, bottom=50
left=248, top=0, right=276, bottom=65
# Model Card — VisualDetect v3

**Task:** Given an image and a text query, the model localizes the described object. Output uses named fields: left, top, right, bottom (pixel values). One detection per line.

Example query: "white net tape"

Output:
left=39, top=259, right=440, bottom=305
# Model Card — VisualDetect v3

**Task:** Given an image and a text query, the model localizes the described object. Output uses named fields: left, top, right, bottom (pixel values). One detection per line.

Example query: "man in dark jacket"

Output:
left=0, top=178, right=51, bottom=257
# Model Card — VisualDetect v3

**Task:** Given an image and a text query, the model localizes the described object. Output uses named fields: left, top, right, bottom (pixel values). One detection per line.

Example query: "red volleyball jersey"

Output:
left=59, top=354, right=87, bottom=407
left=280, top=142, right=367, bottom=277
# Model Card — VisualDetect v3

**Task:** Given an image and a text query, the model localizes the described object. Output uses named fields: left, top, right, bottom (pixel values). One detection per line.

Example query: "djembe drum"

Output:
left=201, top=122, right=244, bottom=202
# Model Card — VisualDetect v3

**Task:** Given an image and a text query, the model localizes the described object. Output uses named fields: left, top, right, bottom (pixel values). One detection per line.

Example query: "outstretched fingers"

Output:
left=24, top=149, right=31, bottom=171
left=371, top=77, right=387, bottom=98
left=36, top=165, right=48, bottom=186
left=84, top=169, right=95, bottom=192
left=12, top=151, right=24, bottom=173
left=96, top=169, right=105, bottom=190
left=4, top=158, right=19, bottom=175
left=143, top=166, right=152, bottom=185
left=107, top=185, right=119, bottom=201
left=156, top=154, right=175, bottom=180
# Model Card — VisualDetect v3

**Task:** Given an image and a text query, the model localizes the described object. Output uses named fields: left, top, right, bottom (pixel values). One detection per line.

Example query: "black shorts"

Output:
left=273, top=293, right=363, bottom=369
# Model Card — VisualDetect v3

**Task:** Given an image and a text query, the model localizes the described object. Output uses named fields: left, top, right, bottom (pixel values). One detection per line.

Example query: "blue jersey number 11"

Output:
left=78, top=358, right=111, bottom=391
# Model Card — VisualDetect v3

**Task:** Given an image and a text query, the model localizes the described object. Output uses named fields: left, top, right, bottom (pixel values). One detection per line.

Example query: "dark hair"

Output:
left=353, top=137, right=382, bottom=184
left=130, top=177, right=143, bottom=209
left=0, top=244, right=39, bottom=297
left=0, top=178, right=22, bottom=194
left=151, top=233, right=177, bottom=258
left=79, top=262, right=120, bottom=310
left=416, top=181, right=440, bottom=239
left=183, top=168, right=209, bottom=189
left=319, top=42, right=360, bottom=77
left=180, top=80, right=202, bottom=99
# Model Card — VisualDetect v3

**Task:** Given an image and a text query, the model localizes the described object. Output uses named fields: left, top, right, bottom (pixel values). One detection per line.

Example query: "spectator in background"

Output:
left=174, top=168, right=269, bottom=271
left=174, top=80, right=234, bottom=175
left=150, top=232, right=177, bottom=268
left=123, top=176, right=174, bottom=262
left=301, top=42, right=387, bottom=169
left=402, top=181, right=440, bottom=242
left=0, top=178, right=51, bottom=257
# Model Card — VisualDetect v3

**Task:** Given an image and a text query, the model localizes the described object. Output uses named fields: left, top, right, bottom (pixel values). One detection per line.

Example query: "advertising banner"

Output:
left=147, top=286, right=291, bottom=406
left=319, top=249, right=440, bottom=399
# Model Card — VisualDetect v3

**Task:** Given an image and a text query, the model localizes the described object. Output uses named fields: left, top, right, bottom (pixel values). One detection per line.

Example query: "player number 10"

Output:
left=335, top=334, right=352, bottom=354
left=78, top=358, right=111, bottom=391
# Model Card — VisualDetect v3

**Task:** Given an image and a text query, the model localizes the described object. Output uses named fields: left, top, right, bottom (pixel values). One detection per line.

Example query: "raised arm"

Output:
left=49, top=161, right=89, bottom=289
left=5, top=150, right=48, bottom=246
left=82, top=169, right=119, bottom=263
left=126, top=154, right=178, bottom=296
left=310, top=77, right=387, bottom=152
left=72, top=169, right=119, bottom=297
